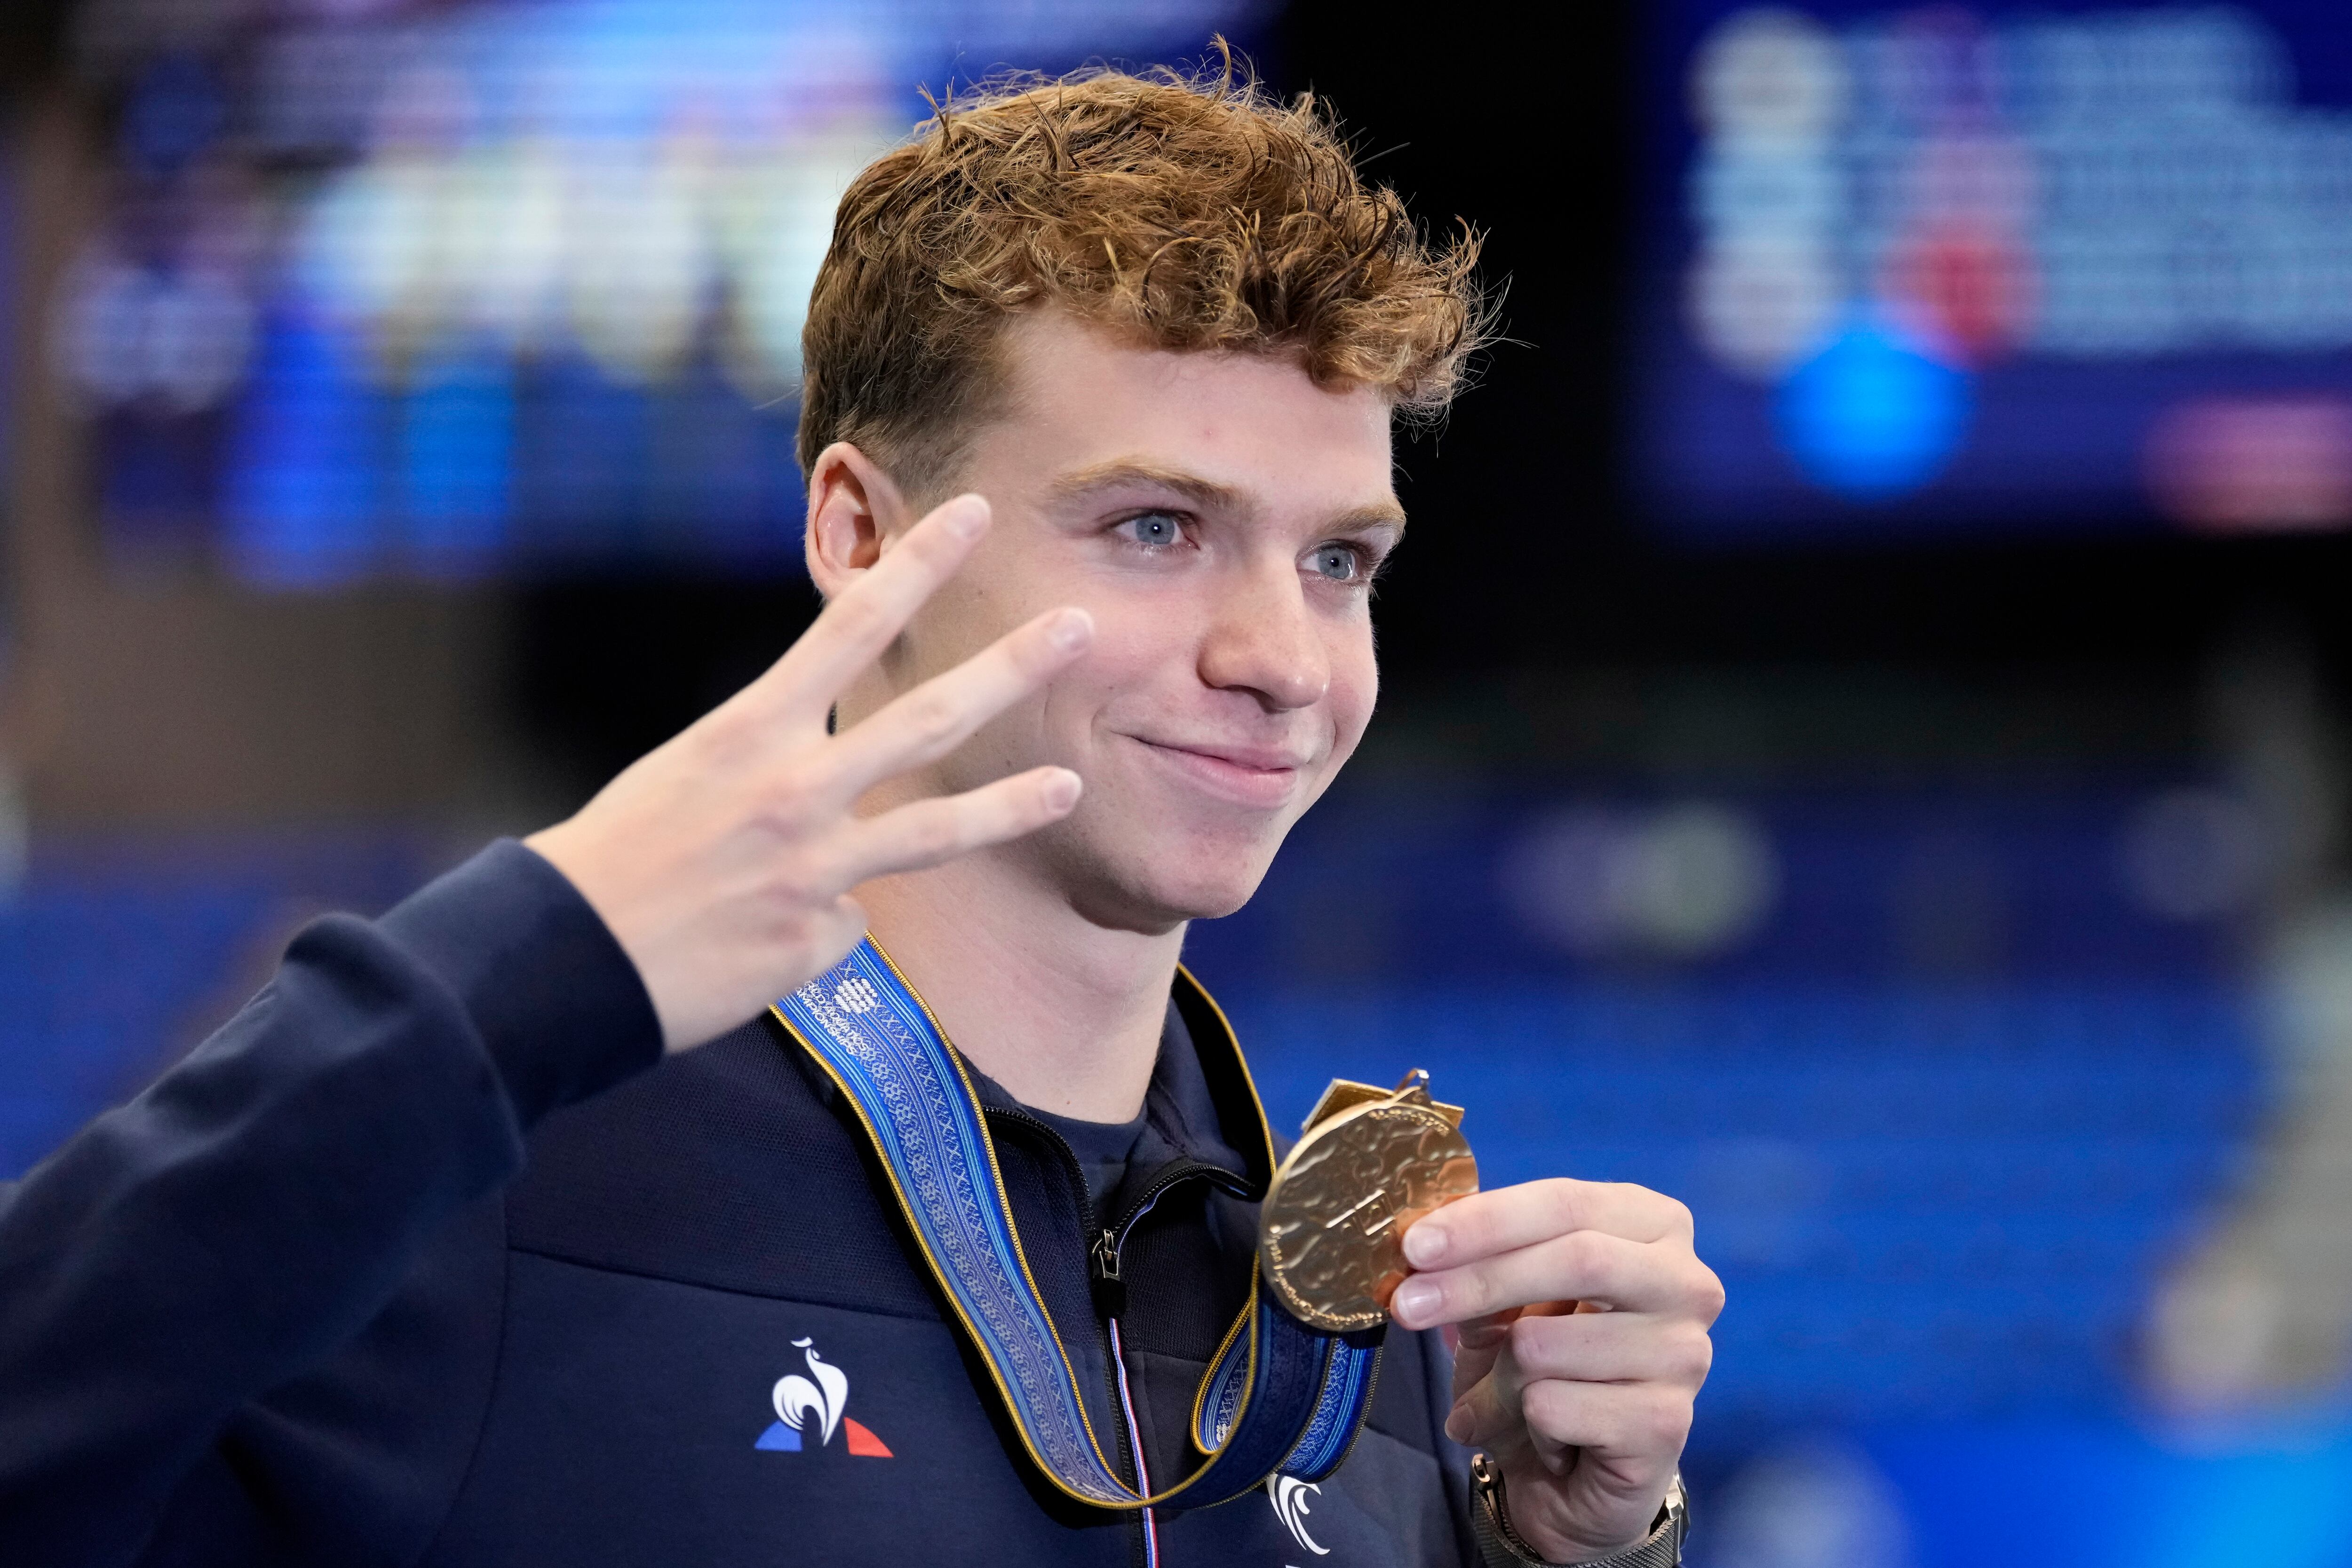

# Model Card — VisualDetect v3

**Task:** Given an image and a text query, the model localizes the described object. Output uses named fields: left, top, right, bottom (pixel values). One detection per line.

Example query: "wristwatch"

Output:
left=1470, top=1455, right=1688, bottom=1568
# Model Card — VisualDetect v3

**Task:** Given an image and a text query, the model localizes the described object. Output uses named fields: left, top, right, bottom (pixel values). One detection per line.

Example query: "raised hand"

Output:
left=526, top=493, right=1091, bottom=1050
left=1391, top=1180, right=1722, bottom=1562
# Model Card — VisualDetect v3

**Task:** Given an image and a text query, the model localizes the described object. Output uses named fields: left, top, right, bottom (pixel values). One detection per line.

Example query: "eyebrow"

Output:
left=1044, top=458, right=1408, bottom=536
left=1045, top=459, right=1245, bottom=513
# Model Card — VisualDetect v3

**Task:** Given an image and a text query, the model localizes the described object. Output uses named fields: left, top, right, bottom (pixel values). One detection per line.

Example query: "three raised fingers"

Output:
left=821, top=607, right=1095, bottom=804
left=753, top=493, right=996, bottom=726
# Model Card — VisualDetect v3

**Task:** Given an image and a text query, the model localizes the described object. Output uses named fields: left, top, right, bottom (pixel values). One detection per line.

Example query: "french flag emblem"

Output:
left=755, top=1338, right=893, bottom=1457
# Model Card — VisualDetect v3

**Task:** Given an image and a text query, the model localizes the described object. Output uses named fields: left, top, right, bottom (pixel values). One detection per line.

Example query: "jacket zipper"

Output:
left=987, top=1108, right=1251, bottom=1567
left=1090, top=1157, right=1252, bottom=1319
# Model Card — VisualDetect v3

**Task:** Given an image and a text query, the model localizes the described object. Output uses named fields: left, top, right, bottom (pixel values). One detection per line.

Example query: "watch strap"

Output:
left=1469, top=1456, right=1687, bottom=1568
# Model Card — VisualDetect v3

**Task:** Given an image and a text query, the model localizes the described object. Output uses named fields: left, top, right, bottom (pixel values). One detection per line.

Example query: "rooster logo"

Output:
left=753, top=1338, right=894, bottom=1456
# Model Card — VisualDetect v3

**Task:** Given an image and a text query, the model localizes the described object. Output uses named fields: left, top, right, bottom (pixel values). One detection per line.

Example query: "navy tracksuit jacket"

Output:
left=0, top=840, right=1480, bottom=1565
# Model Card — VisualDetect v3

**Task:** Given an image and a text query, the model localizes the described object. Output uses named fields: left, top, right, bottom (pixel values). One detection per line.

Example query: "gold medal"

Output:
left=1258, top=1069, right=1479, bottom=1333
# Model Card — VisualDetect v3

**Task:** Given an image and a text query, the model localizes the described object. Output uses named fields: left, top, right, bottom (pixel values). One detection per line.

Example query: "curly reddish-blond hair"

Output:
left=797, top=55, right=1489, bottom=495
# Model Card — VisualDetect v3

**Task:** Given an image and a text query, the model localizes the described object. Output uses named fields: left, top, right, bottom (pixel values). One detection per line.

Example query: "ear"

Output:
left=804, top=442, right=916, bottom=599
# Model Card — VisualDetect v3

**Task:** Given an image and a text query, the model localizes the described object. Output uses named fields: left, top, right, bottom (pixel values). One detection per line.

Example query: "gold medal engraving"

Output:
left=1259, top=1070, right=1479, bottom=1332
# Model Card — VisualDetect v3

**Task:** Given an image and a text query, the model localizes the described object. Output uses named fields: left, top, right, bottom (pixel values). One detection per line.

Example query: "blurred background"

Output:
left=4, top=0, right=2352, bottom=1563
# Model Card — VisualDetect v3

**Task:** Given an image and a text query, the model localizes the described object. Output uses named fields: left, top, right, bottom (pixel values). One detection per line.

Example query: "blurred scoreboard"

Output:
left=59, top=0, right=1264, bottom=585
left=1635, top=1, right=2352, bottom=542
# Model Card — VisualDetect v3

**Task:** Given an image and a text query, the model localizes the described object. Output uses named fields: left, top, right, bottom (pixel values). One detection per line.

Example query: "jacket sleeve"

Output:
left=0, top=839, right=665, bottom=1566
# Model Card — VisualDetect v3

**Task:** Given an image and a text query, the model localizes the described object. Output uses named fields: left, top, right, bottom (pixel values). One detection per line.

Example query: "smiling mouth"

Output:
left=1130, top=736, right=1311, bottom=809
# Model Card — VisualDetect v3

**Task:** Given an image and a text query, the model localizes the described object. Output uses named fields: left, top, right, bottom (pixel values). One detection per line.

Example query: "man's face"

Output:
left=848, top=311, right=1401, bottom=932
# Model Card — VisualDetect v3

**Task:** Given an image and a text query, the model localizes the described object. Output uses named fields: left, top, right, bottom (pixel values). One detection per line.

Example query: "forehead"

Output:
left=982, top=311, right=1398, bottom=507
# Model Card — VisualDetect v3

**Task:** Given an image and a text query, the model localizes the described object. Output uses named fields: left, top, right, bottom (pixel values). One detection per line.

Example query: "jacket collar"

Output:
left=960, top=970, right=1274, bottom=1200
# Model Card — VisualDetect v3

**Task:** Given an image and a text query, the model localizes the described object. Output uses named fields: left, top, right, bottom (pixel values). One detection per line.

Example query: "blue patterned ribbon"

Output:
left=772, top=938, right=1382, bottom=1509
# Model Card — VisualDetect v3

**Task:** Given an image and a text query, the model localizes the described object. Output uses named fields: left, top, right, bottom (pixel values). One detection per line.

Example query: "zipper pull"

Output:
left=1090, top=1227, right=1127, bottom=1319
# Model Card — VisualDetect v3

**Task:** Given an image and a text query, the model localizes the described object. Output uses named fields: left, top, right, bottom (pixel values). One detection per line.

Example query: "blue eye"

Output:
left=1311, top=545, right=1364, bottom=582
left=1118, top=512, right=1185, bottom=550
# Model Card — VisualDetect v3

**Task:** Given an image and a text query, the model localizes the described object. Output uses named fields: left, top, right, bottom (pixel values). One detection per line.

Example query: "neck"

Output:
left=854, top=852, right=1183, bottom=1123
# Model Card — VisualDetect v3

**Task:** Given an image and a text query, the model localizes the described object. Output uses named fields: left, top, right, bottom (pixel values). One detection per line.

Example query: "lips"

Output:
left=1128, top=736, right=1312, bottom=810
left=1144, top=738, right=1312, bottom=772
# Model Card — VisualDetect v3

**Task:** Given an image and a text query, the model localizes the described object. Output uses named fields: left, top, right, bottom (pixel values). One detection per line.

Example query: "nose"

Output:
left=1197, top=559, right=1330, bottom=712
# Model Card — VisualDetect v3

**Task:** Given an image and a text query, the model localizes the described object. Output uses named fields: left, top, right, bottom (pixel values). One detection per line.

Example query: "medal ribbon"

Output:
left=772, top=938, right=1382, bottom=1510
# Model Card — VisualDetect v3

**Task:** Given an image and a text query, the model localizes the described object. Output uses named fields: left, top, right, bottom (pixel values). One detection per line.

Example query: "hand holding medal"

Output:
left=1258, top=1069, right=1480, bottom=1332
left=1259, top=1069, right=1719, bottom=1562
left=1375, top=1137, right=1724, bottom=1565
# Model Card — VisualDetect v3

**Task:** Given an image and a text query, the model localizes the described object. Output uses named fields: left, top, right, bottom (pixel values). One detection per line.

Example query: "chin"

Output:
left=1140, top=861, right=1267, bottom=923
left=1046, top=820, right=1284, bottom=931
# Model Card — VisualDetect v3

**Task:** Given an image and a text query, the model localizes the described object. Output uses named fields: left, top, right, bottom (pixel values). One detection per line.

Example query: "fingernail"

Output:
left=1443, top=1403, right=1472, bottom=1443
left=1048, top=608, right=1093, bottom=653
left=945, top=495, right=990, bottom=539
left=1402, top=1220, right=1447, bottom=1268
left=1042, top=769, right=1082, bottom=811
left=1391, top=1278, right=1440, bottom=1326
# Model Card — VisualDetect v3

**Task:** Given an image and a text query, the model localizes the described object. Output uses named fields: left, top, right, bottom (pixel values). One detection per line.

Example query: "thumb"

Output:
left=1446, top=1356, right=1528, bottom=1450
left=1448, top=1307, right=1519, bottom=1403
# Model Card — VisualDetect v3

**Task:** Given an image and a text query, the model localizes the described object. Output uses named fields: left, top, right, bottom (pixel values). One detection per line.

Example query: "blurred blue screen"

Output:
left=1634, top=2, right=2352, bottom=543
left=66, top=0, right=1265, bottom=585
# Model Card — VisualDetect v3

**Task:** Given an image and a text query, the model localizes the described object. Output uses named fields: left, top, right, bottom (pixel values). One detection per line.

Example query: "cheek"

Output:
left=1324, top=634, right=1379, bottom=752
left=889, top=577, right=1006, bottom=688
left=1068, top=617, right=1193, bottom=716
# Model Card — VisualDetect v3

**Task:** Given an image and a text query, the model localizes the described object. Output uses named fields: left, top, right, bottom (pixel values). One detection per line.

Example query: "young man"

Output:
left=0, top=69, right=1719, bottom=1566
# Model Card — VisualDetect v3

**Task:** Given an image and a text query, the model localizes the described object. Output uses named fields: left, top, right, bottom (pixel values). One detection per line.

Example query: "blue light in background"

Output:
left=1862, top=1420, right=2352, bottom=1568
left=397, top=349, right=514, bottom=576
left=75, top=0, right=1268, bottom=584
left=1774, top=326, right=1973, bottom=500
left=1647, top=2, right=2352, bottom=538
left=222, top=313, right=381, bottom=587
